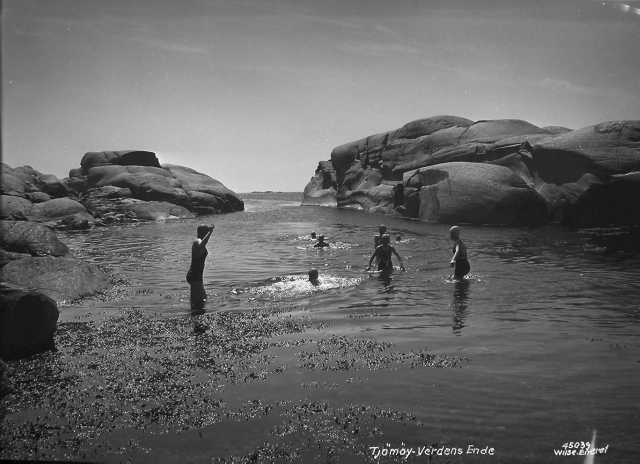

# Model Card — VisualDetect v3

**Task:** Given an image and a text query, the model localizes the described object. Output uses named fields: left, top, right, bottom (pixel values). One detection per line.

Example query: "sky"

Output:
left=2, top=0, right=639, bottom=192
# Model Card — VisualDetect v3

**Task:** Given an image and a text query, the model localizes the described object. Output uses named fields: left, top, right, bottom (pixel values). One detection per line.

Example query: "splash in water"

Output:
left=233, top=274, right=362, bottom=299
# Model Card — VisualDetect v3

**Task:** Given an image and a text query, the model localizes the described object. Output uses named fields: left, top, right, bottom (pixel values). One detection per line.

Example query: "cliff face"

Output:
left=302, top=116, right=640, bottom=226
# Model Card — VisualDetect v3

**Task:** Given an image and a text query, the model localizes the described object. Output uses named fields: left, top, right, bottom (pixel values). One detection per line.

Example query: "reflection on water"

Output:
left=451, top=279, right=470, bottom=335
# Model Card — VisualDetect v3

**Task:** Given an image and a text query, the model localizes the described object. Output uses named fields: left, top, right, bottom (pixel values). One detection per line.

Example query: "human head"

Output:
left=449, top=225, right=461, bottom=240
left=378, top=225, right=387, bottom=235
left=318, top=235, right=325, bottom=242
left=308, top=269, right=319, bottom=284
left=381, top=234, right=391, bottom=245
left=311, top=231, right=317, bottom=239
left=197, top=225, right=210, bottom=239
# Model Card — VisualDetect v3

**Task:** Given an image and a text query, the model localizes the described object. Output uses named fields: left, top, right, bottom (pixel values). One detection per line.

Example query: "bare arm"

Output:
left=391, top=247, right=405, bottom=270
left=367, top=248, right=378, bottom=270
left=200, top=226, right=214, bottom=247
left=450, top=243, right=459, bottom=264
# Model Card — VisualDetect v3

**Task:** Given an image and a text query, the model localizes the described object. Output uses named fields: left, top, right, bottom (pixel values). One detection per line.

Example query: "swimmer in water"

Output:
left=186, top=224, right=214, bottom=311
left=314, top=235, right=330, bottom=248
left=449, top=225, right=470, bottom=280
left=373, top=225, right=387, bottom=248
left=310, top=231, right=317, bottom=240
left=308, top=269, right=319, bottom=286
left=367, top=234, right=405, bottom=273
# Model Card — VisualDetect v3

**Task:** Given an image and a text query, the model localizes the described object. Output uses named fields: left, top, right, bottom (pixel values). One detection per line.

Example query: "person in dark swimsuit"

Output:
left=308, top=269, right=320, bottom=286
left=187, top=224, right=214, bottom=312
left=367, top=234, right=405, bottom=273
left=373, top=225, right=387, bottom=249
left=449, top=225, right=470, bottom=280
left=314, top=235, right=330, bottom=248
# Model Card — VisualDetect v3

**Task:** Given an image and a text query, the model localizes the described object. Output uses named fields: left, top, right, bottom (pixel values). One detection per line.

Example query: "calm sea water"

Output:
left=57, top=193, right=640, bottom=462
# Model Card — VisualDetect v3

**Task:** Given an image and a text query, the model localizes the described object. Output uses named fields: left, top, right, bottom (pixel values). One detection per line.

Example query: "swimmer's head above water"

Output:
left=308, top=269, right=319, bottom=285
left=381, top=234, right=391, bottom=245
left=449, top=225, right=461, bottom=240
left=310, top=231, right=317, bottom=239
left=378, top=225, right=387, bottom=235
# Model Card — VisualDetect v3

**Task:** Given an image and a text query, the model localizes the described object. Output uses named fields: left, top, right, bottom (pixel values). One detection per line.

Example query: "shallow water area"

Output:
left=2, top=193, right=639, bottom=462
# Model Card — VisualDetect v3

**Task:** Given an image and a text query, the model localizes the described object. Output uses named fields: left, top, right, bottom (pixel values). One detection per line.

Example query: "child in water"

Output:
left=367, top=234, right=405, bottom=273
left=314, top=235, right=330, bottom=248
left=308, top=269, right=320, bottom=286
left=449, top=225, right=470, bottom=280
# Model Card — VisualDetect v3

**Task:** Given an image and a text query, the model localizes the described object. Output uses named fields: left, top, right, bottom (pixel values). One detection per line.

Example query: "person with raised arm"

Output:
left=187, top=224, right=214, bottom=311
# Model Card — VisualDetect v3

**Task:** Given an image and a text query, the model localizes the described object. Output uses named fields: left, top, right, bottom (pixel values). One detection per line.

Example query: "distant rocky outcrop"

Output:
left=66, top=150, right=244, bottom=223
left=1, top=150, right=244, bottom=228
left=303, top=116, right=640, bottom=226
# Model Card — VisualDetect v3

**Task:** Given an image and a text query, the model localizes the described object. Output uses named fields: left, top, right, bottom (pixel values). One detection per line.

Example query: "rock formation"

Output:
left=303, top=117, right=640, bottom=226
left=65, top=150, right=243, bottom=223
left=0, top=284, right=59, bottom=360
left=1, top=150, right=244, bottom=228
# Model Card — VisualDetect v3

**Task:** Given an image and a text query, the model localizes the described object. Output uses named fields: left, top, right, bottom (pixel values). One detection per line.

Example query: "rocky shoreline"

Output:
left=303, top=117, right=640, bottom=227
left=1, top=151, right=243, bottom=359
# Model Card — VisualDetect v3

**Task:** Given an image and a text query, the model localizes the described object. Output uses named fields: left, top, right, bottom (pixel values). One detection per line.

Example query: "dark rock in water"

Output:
left=562, top=172, right=640, bottom=226
left=304, top=116, right=640, bottom=226
left=67, top=151, right=244, bottom=221
left=0, top=284, right=59, bottom=360
left=0, top=220, right=69, bottom=257
left=1, top=256, right=111, bottom=303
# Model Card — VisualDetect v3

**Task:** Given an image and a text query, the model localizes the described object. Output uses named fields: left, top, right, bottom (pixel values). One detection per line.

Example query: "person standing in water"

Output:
left=187, top=224, right=214, bottom=311
left=449, top=225, right=470, bottom=280
left=367, top=234, right=405, bottom=273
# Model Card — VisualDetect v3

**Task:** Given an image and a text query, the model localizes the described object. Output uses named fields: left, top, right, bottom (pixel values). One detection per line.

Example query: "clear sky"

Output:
left=2, top=0, right=639, bottom=192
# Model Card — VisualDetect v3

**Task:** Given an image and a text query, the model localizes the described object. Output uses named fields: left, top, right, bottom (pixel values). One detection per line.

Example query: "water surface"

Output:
left=52, top=193, right=640, bottom=462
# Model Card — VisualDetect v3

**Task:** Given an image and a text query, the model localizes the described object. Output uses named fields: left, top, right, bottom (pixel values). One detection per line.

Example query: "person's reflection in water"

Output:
left=451, top=279, right=470, bottom=335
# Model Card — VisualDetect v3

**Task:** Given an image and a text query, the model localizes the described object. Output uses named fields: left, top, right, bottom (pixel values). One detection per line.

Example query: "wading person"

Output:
left=367, top=234, right=405, bottom=273
left=449, top=225, right=470, bottom=280
left=187, top=224, right=214, bottom=312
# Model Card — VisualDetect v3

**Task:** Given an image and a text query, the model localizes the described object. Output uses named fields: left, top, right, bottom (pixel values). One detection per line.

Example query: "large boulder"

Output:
left=27, top=197, right=95, bottom=229
left=1, top=256, right=111, bottom=303
left=67, top=151, right=244, bottom=221
left=1, top=165, right=69, bottom=199
left=302, top=161, right=338, bottom=207
left=0, top=284, right=59, bottom=360
left=0, top=220, right=69, bottom=257
left=403, top=162, right=548, bottom=225
left=303, top=116, right=640, bottom=226
left=0, top=195, right=33, bottom=220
